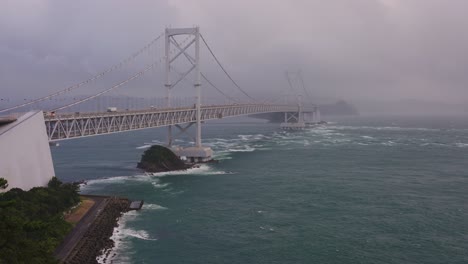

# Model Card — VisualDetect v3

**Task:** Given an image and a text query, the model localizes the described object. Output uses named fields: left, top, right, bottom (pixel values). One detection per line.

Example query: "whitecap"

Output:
left=421, top=142, right=448, bottom=147
left=136, top=144, right=151, bottom=149
left=329, top=125, right=439, bottom=132
left=382, top=141, right=397, bottom=146
left=143, top=203, right=168, bottom=210
left=228, top=147, right=255, bottom=152
left=122, top=229, right=158, bottom=241
left=148, top=164, right=230, bottom=177
left=97, top=210, right=149, bottom=264
left=209, top=138, right=229, bottom=142
left=455, top=143, right=468, bottom=148
left=151, top=182, right=170, bottom=189
left=84, top=175, right=133, bottom=185
left=238, top=135, right=252, bottom=141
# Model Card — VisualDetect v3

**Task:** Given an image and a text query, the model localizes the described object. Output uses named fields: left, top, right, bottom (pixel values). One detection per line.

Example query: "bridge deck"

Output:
left=44, top=104, right=300, bottom=141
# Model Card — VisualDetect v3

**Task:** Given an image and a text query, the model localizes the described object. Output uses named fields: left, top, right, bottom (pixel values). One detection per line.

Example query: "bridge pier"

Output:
left=172, top=146, right=213, bottom=163
left=280, top=95, right=306, bottom=130
left=280, top=114, right=306, bottom=130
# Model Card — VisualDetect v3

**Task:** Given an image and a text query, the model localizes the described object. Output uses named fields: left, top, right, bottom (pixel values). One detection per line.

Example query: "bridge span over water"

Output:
left=1, top=26, right=321, bottom=181
left=44, top=104, right=301, bottom=141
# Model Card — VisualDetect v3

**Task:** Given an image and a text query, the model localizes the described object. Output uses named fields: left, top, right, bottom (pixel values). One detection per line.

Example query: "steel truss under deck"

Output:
left=44, top=104, right=299, bottom=141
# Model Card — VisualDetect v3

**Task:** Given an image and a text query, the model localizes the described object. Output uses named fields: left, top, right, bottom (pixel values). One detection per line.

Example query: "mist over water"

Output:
left=52, top=116, right=468, bottom=264
left=3, top=1, right=468, bottom=262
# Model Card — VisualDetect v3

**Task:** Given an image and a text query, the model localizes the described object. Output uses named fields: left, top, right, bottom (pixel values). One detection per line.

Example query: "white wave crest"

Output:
left=382, top=141, right=397, bottom=146
left=121, top=229, right=158, bottom=241
left=151, top=182, right=170, bottom=189
left=238, top=135, right=252, bottom=141
left=97, top=209, right=157, bottom=264
left=143, top=203, right=168, bottom=210
left=228, top=146, right=255, bottom=152
left=136, top=144, right=151, bottom=149
left=148, top=164, right=229, bottom=177
left=329, top=125, right=439, bottom=132
left=421, top=142, right=449, bottom=147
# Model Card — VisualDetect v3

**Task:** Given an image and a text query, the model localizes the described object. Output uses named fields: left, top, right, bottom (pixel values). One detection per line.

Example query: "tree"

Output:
left=0, top=176, right=80, bottom=263
left=0, top=178, right=8, bottom=190
left=47, top=177, right=61, bottom=189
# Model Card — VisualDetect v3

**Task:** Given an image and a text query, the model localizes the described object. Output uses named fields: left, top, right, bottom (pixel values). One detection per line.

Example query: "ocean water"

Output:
left=52, top=116, right=468, bottom=264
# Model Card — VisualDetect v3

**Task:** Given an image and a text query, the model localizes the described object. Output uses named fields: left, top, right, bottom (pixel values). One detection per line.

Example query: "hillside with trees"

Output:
left=0, top=177, right=80, bottom=263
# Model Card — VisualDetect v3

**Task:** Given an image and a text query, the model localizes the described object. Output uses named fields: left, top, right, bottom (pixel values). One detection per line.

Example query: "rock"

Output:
left=137, top=145, right=190, bottom=172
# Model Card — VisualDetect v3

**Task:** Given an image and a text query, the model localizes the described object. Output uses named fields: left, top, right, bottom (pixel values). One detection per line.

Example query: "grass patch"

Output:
left=64, top=197, right=95, bottom=225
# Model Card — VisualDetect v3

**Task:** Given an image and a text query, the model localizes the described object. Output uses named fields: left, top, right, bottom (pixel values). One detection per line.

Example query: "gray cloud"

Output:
left=1, top=0, right=468, bottom=108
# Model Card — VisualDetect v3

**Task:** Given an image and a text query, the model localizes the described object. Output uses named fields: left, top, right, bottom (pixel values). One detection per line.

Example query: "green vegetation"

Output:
left=0, top=177, right=80, bottom=264
left=0, top=178, right=7, bottom=190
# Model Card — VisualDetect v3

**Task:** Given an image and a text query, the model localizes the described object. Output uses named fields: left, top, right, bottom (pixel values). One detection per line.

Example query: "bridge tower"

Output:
left=281, top=72, right=306, bottom=130
left=164, top=27, right=212, bottom=163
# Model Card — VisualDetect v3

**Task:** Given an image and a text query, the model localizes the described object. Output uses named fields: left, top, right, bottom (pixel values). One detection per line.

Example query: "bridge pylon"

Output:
left=281, top=72, right=306, bottom=130
left=164, top=27, right=212, bottom=163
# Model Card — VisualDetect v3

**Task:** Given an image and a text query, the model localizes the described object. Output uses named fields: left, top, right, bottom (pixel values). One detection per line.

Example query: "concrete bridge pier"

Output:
left=280, top=95, right=306, bottom=130
left=280, top=113, right=306, bottom=130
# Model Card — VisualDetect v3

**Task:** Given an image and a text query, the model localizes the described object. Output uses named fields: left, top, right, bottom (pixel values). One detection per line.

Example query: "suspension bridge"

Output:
left=0, top=27, right=320, bottom=164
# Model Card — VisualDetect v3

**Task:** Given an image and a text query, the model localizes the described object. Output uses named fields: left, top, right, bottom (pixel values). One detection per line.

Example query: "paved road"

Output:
left=54, top=195, right=109, bottom=261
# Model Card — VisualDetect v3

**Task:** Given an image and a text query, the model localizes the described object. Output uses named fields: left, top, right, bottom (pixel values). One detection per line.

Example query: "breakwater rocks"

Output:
left=63, top=197, right=130, bottom=264
left=137, top=145, right=190, bottom=172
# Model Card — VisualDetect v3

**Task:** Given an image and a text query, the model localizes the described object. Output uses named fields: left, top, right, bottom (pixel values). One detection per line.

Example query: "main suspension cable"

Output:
left=52, top=61, right=159, bottom=111
left=0, top=32, right=164, bottom=113
left=51, top=34, right=194, bottom=112
left=170, top=36, right=239, bottom=103
left=200, top=34, right=256, bottom=102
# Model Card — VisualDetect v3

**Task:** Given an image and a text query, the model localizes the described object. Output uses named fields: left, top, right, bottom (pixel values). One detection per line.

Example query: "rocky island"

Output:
left=137, top=145, right=191, bottom=172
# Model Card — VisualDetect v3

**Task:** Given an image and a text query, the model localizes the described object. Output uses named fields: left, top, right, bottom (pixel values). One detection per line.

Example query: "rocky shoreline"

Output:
left=61, top=197, right=130, bottom=264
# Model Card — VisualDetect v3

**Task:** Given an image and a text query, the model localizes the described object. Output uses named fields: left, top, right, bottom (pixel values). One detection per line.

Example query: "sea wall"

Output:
left=63, top=197, right=130, bottom=264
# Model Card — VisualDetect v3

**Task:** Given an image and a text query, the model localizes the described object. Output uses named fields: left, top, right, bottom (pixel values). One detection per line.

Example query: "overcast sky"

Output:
left=1, top=0, right=468, bottom=106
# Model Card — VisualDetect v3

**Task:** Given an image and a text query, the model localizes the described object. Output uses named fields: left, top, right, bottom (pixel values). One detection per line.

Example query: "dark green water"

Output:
left=52, top=116, right=468, bottom=264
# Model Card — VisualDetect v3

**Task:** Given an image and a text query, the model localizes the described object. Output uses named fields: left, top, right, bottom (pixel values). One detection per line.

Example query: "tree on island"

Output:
left=0, top=178, right=7, bottom=190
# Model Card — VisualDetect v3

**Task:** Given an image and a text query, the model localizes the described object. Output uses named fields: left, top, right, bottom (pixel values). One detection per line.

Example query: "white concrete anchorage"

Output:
left=0, top=112, right=55, bottom=191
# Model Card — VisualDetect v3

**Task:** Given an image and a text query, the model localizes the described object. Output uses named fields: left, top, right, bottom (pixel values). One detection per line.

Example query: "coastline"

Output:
left=54, top=195, right=130, bottom=264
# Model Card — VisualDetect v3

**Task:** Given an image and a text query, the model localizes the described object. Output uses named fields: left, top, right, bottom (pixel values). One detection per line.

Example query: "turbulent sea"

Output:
left=52, top=116, right=468, bottom=264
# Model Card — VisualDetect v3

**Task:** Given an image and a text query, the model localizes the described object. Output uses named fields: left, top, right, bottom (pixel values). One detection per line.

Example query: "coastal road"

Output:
left=54, top=195, right=109, bottom=261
